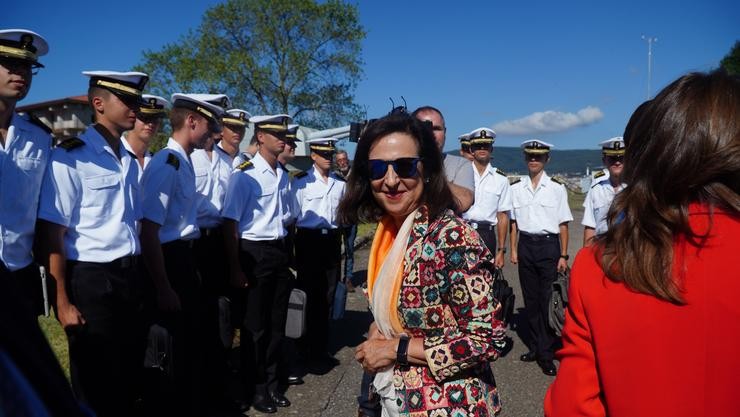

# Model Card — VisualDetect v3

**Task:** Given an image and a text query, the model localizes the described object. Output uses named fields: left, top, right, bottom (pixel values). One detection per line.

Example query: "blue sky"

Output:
left=6, top=0, right=739, bottom=150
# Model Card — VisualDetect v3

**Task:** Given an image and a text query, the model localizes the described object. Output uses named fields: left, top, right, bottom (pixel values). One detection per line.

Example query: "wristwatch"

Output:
left=396, top=335, right=410, bottom=370
left=560, top=254, right=570, bottom=260
left=496, top=247, right=507, bottom=254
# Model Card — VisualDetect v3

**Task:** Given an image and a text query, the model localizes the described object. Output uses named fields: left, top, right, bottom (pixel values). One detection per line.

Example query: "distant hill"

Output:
left=447, top=147, right=604, bottom=176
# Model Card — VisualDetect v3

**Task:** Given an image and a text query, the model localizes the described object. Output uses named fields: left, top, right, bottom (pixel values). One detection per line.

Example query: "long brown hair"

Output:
left=337, top=114, right=454, bottom=225
left=599, top=70, right=740, bottom=304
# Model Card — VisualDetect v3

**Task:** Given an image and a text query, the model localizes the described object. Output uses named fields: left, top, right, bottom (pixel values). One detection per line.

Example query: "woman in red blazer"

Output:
left=545, top=70, right=740, bottom=417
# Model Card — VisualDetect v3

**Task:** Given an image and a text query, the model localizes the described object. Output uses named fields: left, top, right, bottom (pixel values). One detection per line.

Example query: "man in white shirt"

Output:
left=222, top=114, right=294, bottom=414
left=462, top=128, right=511, bottom=268
left=0, top=29, right=51, bottom=318
left=509, top=139, right=573, bottom=376
left=582, top=137, right=627, bottom=246
left=122, top=94, right=167, bottom=178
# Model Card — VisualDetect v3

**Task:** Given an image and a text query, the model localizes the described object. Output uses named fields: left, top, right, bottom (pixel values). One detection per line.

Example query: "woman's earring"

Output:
left=424, top=177, right=430, bottom=184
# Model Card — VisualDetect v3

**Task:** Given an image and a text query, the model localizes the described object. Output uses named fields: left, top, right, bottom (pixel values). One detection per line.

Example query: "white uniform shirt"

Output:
left=582, top=171, right=626, bottom=235
left=290, top=165, right=345, bottom=230
left=443, top=153, right=474, bottom=191
left=462, top=163, right=512, bottom=224
left=121, top=136, right=152, bottom=182
left=0, top=114, right=51, bottom=270
left=190, top=143, right=234, bottom=229
left=141, top=138, right=199, bottom=243
left=38, top=125, right=141, bottom=262
left=222, top=152, right=290, bottom=241
left=510, top=171, right=573, bottom=235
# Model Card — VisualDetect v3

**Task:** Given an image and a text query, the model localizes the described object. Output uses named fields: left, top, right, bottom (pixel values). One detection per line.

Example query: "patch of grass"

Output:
left=38, top=314, right=70, bottom=379
left=357, top=223, right=377, bottom=239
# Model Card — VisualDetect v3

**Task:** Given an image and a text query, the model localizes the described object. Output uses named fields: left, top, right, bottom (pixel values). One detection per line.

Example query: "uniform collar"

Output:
left=166, top=138, right=191, bottom=167
left=525, top=170, right=550, bottom=190
left=85, top=124, right=124, bottom=157
left=251, top=151, right=277, bottom=175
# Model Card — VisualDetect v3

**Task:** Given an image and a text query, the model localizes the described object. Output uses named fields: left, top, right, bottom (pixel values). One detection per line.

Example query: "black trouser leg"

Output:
left=476, top=226, right=497, bottom=255
left=295, top=230, right=341, bottom=359
left=239, top=242, right=292, bottom=399
left=66, top=260, right=145, bottom=417
left=159, top=242, right=204, bottom=417
left=517, top=235, right=559, bottom=361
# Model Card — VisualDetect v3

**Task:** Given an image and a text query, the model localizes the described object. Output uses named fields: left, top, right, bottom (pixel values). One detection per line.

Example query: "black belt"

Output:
left=468, top=221, right=496, bottom=231
left=240, top=238, right=286, bottom=251
left=296, top=227, right=341, bottom=237
left=199, top=227, right=222, bottom=238
left=519, top=231, right=559, bottom=241
left=69, top=255, right=139, bottom=270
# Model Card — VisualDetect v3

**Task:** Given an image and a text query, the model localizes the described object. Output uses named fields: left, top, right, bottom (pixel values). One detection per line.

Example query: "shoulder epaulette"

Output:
left=294, top=170, right=308, bottom=179
left=237, top=160, right=253, bottom=171
left=551, top=176, right=566, bottom=185
left=57, top=137, right=85, bottom=151
left=495, top=168, right=507, bottom=177
left=510, top=178, right=522, bottom=185
left=166, top=153, right=180, bottom=170
left=593, top=170, right=606, bottom=179
left=24, top=113, right=53, bottom=135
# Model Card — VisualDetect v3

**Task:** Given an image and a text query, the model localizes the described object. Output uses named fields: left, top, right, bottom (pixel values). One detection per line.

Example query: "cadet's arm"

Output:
left=450, top=182, right=474, bottom=214
left=222, top=219, right=247, bottom=288
left=583, top=227, right=596, bottom=247
left=140, top=219, right=180, bottom=311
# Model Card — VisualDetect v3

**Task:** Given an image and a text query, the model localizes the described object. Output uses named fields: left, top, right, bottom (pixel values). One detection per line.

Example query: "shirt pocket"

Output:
left=82, top=173, right=120, bottom=210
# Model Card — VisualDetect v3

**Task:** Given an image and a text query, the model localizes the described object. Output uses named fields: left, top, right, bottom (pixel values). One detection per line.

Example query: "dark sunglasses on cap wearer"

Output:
left=0, top=57, right=40, bottom=75
left=470, top=143, right=492, bottom=152
left=526, top=153, right=548, bottom=161
left=314, top=150, right=335, bottom=160
left=136, top=113, right=164, bottom=124
left=368, top=157, right=422, bottom=180
left=606, top=155, right=624, bottom=164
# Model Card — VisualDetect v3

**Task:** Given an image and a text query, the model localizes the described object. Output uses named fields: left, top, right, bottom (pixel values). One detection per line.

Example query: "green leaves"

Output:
left=136, top=0, right=366, bottom=128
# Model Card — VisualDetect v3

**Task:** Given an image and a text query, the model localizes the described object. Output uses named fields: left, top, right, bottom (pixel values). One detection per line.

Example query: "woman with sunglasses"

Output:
left=545, top=70, right=740, bottom=416
left=339, top=114, right=506, bottom=416
left=581, top=137, right=627, bottom=246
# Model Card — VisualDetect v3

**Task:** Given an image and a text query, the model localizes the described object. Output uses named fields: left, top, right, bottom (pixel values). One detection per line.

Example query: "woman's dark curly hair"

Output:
left=337, top=114, right=454, bottom=224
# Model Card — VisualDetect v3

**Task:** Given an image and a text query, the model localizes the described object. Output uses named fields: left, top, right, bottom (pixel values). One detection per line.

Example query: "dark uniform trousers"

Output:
left=517, top=232, right=560, bottom=361
left=0, top=261, right=44, bottom=321
left=469, top=221, right=497, bottom=255
left=237, top=239, right=292, bottom=399
left=295, top=227, right=342, bottom=359
left=146, top=240, right=204, bottom=417
left=193, top=227, right=230, bottom=402
left=64, top=256, right=145, bottom=417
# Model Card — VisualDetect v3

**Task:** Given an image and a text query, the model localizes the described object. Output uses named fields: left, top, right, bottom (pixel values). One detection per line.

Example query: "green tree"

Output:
left=720, top=41, right=740, bottom=76
left=135, top=0, right=365, bottom=128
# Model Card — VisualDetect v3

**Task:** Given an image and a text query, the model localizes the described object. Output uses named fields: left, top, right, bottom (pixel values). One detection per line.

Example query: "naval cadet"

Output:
left=139, top=93, right=225, bottom=417
left=122, top=94, right=168, bottom=178
left=220, top=108, right=251, bottom=160
left=509, top=139, right=573, bottom=376
left=291, top=137, right=345, bottom=366
left=37, top=70, right=149, bottom=417
left=582, top=137, right=627, bottom=246
left=461, top=127, right=512, bottom=268
left=459, top=132, right=473, bottom=161
left=0, top=29, right=51, bottom=318
left=222, top=114, right=294, bottom=414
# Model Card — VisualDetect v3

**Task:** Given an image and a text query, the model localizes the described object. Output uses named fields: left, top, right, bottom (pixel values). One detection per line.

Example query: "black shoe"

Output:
left=286, top=375, right=304, bottom=385
left=270, top=391, right=291, bottom=407
left=520, top=351, right=537, bottom=362
left=252, top=396, right=277, bottom=414
left=538, top=360, right=557, bottom=376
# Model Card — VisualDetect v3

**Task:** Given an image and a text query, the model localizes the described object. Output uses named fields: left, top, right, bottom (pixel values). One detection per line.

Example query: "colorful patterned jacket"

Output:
left=393, top=206, right=506, bottom=416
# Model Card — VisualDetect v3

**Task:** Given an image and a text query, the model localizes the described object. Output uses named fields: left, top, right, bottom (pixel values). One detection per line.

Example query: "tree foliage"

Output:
left=720, top=41, right=740, bottom=76
left=135, top=0, right=365, bottom=128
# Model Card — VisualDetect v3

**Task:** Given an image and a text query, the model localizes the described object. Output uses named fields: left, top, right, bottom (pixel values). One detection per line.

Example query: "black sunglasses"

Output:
left=605, top=155, right=624, bottom=164
left=470, top=143, right=492, bottom=151
left=368, top=157, right=422, bottom=180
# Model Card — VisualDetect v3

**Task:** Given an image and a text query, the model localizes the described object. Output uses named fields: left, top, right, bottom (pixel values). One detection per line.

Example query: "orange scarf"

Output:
left=367, top=214, right=410, bottom=336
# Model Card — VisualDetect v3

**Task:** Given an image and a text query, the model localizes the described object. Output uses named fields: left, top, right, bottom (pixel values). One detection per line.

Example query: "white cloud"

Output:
left=492, top=106, right=604, bottom=136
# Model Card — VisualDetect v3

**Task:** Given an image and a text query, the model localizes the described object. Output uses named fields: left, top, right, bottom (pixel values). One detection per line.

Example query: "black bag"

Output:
left=548, top=267, right=571, bottom=337
left=491, top=267, right=515, bottom=326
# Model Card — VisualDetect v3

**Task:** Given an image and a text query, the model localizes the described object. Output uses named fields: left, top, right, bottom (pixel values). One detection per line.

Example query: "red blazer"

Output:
left=545, top=205, right=740, bottom=417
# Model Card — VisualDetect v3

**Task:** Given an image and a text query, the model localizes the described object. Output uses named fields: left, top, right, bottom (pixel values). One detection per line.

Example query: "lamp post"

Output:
left=642, top=35, right=658, bottom=100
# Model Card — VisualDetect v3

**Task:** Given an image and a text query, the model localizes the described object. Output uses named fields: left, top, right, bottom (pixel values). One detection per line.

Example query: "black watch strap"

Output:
left=396, top=335, right=410, bottom=370
left=560, top=254, right=570, bottom=260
